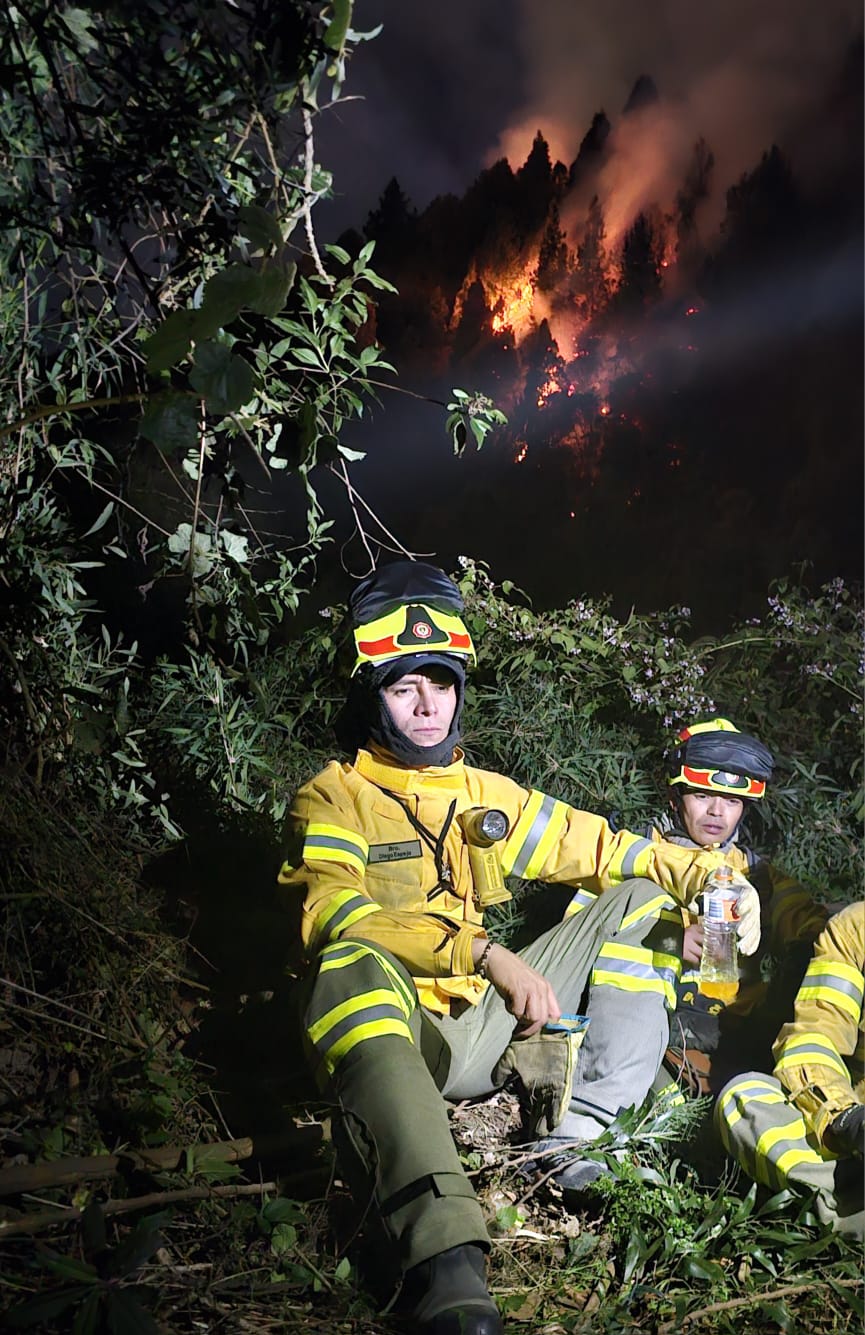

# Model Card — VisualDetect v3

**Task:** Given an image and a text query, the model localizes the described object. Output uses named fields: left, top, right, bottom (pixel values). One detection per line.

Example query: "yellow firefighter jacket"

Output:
left=279, top=747, right=730, bottom=1013
left=648, top=825, right=828, bottom=953
left=772, top=899, right=865, bottom=1145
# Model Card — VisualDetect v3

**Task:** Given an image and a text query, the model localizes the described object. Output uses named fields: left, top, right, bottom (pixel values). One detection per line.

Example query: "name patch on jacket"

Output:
left=368, top=839, right=422, bottom=864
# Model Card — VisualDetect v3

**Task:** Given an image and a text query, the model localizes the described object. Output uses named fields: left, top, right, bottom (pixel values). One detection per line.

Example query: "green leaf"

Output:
left=81, top=501, right=115, bottom=539
left=189, top=342, right=256, bottom=414
left=105, top=1286, right=161, bottom=1335
left=323, top=0, right=352, bottom=52
left=139, top=392, right=198, bottom=455
left=623, top=1226, right=648, bottom=1281
left=144, top=310, right=199, bottom=373
left=72, top=1288, right=101, bottom=1335
left=260, top=1198, right=306, bottom=1227
left=237, top=204, right=284, bottom=250
left=105, top=1222, right=164, bottom=1277
left=219, top=530, right=250, bottom=563
left=270, top=1222, right=298, bottom=1255
left=6, top=1285, right=94, bottom=1327
left=248, top=262, right=296, bottom=318
left=200, top=264, right=263, bottom=328
left=44, top=1255, right=99, bottom=1283
left=682, top=1256, right=725, bottom=1282
left=333, top=1256, right=352, bottom=1283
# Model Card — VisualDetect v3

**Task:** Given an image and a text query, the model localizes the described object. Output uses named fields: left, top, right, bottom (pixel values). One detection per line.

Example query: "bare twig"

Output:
left=0, top=392, right=148, bottom=439
left=300, top=105, right=330, bottom=284
left=656, top=1277, right=862, bottom=1333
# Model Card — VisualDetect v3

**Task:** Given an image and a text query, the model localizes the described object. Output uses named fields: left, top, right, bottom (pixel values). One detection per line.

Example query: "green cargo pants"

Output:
left=301, top=877, right=681, bottom=1270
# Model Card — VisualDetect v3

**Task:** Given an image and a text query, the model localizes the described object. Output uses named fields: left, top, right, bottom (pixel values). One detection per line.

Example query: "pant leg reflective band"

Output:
left=757, top=1115, right=832, bottom=1183
left=310, top=888, right=382, bottom=949
left=774, top=1031, right=850, bottom=1082
left=564, top=888, right=600, bottom=918
left=501, top=790, right=568, bottom=879
left=619, top=893, right=681, bottom=932
left=309, top=990, right=415, bottom=1077
left=319, top=940, right=417, bottom=1015
left=796, top=960, right=864, bottom=1022
left=303, top=822, right=370, bottom=876
left=591, top=943, right=680, bottom=1009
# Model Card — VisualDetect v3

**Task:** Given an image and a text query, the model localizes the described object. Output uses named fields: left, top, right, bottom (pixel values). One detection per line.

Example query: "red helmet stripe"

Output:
left=356, top=634, right=398, bottom=658
left=449, top=633, right=472, bottom=649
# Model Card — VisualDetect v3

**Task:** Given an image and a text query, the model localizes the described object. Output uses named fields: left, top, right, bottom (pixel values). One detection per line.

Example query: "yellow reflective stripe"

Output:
left=797, top=959, right=864, bottom=1020
left=318, top=1019, right=414, bottom=1077
left=564, top=888, right=600, bottom=918
left=774, top=1033, right=849, bottom=1082
left=309, top=987, right=413, bottom=1045
left=312, top=890, right=382, bottom=946
left=501, top=790, right=568, bottom=879
left=319, top=941, right=416, bottom=1014
left=304, top=822, right=369, bottom=875
left=620, top=893, right=679, bottom=932
left=717, top=1078, right=784, bottom=1133
left=592, top=943, right=679, bottom=1007
left=606, top=832, right=653, bottom=885
left=309, top=986, right=415, bottom=1078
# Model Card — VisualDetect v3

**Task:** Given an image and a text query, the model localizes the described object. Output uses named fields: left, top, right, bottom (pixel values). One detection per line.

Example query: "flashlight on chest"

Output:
left=459, top=807, right=512, bottom=909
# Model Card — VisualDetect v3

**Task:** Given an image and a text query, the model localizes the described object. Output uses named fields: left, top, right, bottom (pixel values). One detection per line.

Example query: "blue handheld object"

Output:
left=542, top=1013, right=590, bottom=1035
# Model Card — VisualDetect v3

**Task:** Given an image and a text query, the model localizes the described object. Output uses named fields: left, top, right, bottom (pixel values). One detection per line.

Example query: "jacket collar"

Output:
left=354, top=745, right=466, bottom=795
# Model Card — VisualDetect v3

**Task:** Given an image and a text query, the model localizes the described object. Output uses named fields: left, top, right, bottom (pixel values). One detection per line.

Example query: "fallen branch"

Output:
left=0, top=1125, right=322, bottom=1197
left=656, top=1277, right=863, bottom=1333
left=0, top=1137, right=253, bottom=1197
left=0, top=1170, right=330, bottom=1238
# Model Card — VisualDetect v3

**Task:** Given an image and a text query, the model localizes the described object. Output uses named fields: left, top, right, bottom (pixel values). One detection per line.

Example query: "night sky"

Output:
left=302, top=3, right=863, bottom=626
left=318, top=0, right=862, bottom=233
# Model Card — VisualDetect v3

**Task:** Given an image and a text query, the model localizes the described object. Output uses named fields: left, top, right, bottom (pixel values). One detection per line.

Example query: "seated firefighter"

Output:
left=715, top=899, right=864, bottom=1241
left=659, top=719, right=828, bottom=1091
left=545, top=716, right=813, bottom=1184
left=277, top=561, right=762, bottom=1335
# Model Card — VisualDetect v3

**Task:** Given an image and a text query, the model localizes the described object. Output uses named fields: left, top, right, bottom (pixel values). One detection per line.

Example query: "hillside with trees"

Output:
left=0, top=5, right=861, bottom=1332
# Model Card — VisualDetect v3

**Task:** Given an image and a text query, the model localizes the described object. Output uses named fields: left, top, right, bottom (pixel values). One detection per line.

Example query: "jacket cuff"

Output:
left=451, top=925, right=487, bottom=978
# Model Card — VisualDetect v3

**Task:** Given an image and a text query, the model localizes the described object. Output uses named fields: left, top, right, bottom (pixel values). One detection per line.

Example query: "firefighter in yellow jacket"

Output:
left=716, top=900, right=864, bottom=1239
left=278, top=561, right=763, bottom=1335
left=657, top=720, right=827, bottom=1088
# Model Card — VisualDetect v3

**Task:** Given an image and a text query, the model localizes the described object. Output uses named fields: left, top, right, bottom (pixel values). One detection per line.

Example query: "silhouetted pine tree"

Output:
left=535, top=203, right=571, bottom=293
left=616, top=211, right=662, bottom=314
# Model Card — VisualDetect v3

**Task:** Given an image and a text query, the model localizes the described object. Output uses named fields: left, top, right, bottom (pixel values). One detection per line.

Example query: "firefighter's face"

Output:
left=382, top=667, right=457, bottom=748
left=680, top=790, right=744, bottom=846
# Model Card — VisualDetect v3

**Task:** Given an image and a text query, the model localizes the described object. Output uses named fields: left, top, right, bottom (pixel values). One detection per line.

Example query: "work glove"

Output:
left=828, top=1103, right=865, bottom=1159
left=711, top=868, right=761, bottom=956
left=493, top=1016, right=589, bottom=1137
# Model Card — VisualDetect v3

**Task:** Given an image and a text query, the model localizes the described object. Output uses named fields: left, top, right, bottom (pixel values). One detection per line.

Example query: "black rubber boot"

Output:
left=401, top=1243, right=503, bottom=1334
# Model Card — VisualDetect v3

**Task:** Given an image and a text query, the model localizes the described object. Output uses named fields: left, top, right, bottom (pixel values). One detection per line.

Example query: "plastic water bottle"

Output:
left=698, top=864, right=740, bottom=1003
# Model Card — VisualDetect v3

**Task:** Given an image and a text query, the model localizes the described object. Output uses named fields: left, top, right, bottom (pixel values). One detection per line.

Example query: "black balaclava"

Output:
left=335, top=651, right=466, bottom=768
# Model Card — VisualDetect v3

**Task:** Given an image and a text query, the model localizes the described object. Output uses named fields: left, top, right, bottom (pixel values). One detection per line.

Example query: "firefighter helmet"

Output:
left=667, top=718, right=774, bottom=801
left=349, top=561, right=476, bottom=675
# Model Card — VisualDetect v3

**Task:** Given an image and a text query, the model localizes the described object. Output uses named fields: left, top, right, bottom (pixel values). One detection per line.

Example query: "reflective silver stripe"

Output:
left=510, top=792, right=559, bottom=878
left=319, top=892, right=380, bottom=941
left=566, top=888, right=599, bottom=915
left=309, top=1000, right=410, bottom=1060
left=801, top=968, right=863, bottom=1007
left=620, top=835, right=652, bottom=878
left=304, top=833, right=369, bottom=864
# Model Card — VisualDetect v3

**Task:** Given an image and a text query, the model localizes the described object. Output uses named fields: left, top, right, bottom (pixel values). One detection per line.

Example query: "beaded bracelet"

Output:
left=476, top=940, right=495, bottom=979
